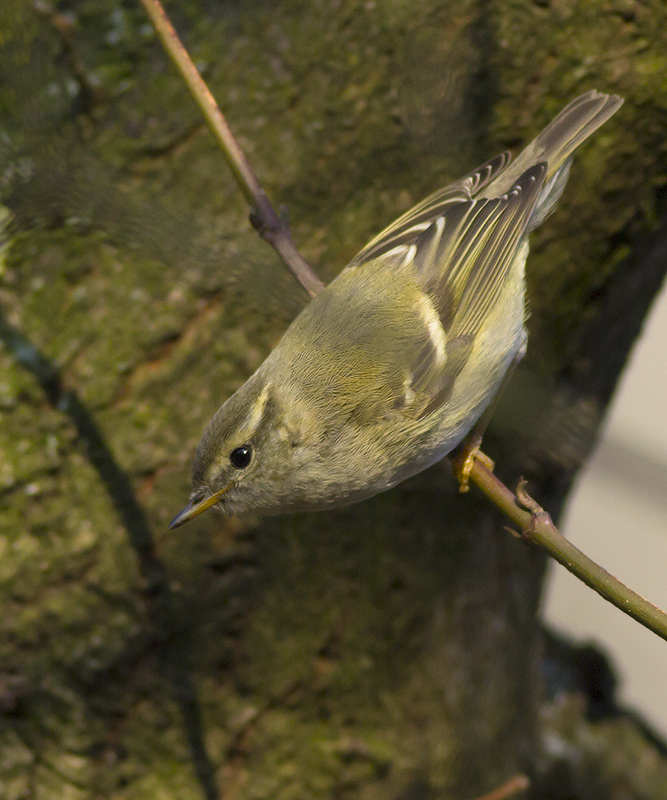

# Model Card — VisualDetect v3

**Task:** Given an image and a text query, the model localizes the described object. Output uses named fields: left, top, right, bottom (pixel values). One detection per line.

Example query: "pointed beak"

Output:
left=168, top=483, right=232, bottom=530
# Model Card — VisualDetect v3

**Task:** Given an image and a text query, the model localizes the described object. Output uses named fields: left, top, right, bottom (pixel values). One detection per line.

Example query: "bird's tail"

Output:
left=483, top=91, right=623, bottom=230
left=528, top=91, right=622, bottom=174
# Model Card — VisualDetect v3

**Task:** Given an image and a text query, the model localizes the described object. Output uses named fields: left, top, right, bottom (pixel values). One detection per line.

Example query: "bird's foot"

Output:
left=451, top=442, right=495, bottom=493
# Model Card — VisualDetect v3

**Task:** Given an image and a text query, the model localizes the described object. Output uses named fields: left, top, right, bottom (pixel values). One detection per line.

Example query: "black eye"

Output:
left=229, top=445, right=252, bottom=469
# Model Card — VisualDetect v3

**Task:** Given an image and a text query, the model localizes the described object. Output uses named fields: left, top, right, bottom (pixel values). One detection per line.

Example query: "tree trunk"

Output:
left=1, top=1, right=666, bottom=798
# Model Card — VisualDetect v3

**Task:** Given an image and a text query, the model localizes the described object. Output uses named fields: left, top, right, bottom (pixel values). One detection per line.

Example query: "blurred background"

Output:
left=2, top=1, right=666, bottom=796
left=546, top=281, right=667, bottom=737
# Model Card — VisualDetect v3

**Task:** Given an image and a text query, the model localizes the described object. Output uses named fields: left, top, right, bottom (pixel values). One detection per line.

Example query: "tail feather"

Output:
left=480, top=91, right=623, bottom=202
left=530, top=91, right=622, bottom=175
left=525, top=157, right=572, bottom=231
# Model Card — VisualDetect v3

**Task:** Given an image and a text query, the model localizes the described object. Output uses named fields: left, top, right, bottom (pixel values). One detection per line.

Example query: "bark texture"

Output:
left=1, top=1, right=666, bottom=798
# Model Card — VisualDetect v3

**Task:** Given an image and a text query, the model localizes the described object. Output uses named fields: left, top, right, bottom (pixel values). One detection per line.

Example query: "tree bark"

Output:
left=1, top=0, right=666, bottom=798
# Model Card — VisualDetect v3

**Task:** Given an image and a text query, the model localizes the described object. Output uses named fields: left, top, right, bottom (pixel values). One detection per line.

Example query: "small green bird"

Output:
left=170, top=90, right=622, bottom=528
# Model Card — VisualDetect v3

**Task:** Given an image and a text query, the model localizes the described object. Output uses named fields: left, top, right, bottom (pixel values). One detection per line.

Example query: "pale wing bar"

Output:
left=351, top=151, right=513, bottom=266
left=400, top=164, right=546, bottom=419
left=453, top=163, right=546, bottom=337
left=404, top=163, right=546, bottom=338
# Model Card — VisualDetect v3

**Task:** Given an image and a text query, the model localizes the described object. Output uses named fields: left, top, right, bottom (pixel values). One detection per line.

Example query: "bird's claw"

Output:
left=451, top=444, right=495, bottom=493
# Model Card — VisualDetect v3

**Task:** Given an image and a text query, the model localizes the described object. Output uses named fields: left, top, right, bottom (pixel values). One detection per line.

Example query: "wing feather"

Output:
left=403, top=163, right=546, bottom=418
left=451, top=164, right=546, bottom=337
left=346, top=158, right=546, bottom=420
left=350, top=151, right=512, bottom=266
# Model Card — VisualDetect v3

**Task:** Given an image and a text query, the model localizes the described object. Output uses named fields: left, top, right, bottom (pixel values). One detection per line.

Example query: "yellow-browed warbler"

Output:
left=170, top=91, right=622, bottom=528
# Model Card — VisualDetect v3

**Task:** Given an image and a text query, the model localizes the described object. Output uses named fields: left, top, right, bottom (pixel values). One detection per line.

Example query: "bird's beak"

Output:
left=168, top=483, right=232, bottom=530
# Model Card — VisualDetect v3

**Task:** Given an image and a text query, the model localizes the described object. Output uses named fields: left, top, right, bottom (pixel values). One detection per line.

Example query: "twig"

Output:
left=471, top=774, right=530, bottom=800
left=137, top=0, right=324, bottom=298
left=470, top=459, right=667, bottom=643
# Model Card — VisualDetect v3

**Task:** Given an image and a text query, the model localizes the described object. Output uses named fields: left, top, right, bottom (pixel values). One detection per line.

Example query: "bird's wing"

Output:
left=344, top=160, right=546, bottom=419
left=402, top=163, right=547, bottom=417
left=350, top=151, right=512, bottom=266
left=418, top=163, right=546, bottom=338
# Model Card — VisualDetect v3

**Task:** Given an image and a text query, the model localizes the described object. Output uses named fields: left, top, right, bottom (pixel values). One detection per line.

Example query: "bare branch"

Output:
left=469, top=459, right=667, bottom=644
left=137, top=0, right=324, bottom=298
left=470, top=774, right=530, bottom=800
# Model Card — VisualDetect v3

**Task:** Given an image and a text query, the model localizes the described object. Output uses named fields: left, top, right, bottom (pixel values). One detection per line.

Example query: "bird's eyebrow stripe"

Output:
left=241, top=381, right=272, bottom=436
left=205, top=382, right=273, bottom=481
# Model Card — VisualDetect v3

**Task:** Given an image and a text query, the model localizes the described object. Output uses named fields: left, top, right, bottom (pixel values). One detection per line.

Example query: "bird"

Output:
left=169, top=90, right=623, bottom=529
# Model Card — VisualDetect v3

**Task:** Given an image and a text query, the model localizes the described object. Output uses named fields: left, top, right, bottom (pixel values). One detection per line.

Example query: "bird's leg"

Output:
left=451, top=349, right=524, bottom=493
left=451, top=420, right=495, bottom=493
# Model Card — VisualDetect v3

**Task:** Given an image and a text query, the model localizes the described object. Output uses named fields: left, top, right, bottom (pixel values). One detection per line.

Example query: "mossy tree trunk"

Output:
left=1, top=1, right=666, bottom=798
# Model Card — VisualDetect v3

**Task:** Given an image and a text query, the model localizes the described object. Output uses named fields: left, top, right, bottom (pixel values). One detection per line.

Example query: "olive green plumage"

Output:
left=170, top=91, right=622, bottom=528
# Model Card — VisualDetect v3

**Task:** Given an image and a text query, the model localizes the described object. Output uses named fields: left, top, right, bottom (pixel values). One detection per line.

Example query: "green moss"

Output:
left=1, top=0, right=667, bottom=796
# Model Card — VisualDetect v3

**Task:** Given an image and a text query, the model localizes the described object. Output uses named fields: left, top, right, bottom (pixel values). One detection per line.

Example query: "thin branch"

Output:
left=471, top=774, right=530, bottom=800
left=470, top=460, right=667, bottom=644
left=137, top=0, right=324, bottom=298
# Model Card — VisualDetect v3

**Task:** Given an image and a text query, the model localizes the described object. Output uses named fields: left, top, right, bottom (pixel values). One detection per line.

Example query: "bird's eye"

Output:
left=229, top=445, right=252, bottom=469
